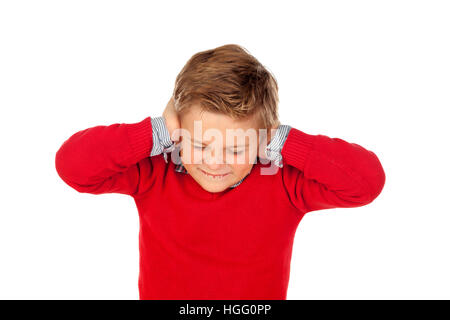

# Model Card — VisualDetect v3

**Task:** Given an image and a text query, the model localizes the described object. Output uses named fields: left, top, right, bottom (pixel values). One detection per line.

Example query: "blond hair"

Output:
left=172, top=44, right=280, bottom=130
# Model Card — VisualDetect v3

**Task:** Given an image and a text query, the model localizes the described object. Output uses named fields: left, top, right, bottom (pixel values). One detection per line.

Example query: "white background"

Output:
left=1, top=0, right=449, bottom=299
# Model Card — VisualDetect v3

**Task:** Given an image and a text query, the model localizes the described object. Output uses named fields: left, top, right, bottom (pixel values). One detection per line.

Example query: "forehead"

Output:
left=180, top=104, right=260, bottom=131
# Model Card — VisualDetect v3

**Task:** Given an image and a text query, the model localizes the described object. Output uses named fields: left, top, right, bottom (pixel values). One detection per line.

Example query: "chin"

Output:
left=198, top=181, right=229, bottom=193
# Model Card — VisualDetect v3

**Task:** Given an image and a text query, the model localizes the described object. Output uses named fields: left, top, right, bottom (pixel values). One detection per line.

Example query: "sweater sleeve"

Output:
left=55, top=116, right=156, bottom=197
left=280, top=128, right=386, bottom=214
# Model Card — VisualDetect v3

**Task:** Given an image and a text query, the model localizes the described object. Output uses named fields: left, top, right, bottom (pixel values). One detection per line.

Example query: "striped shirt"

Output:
left=150, top=116, right=291, bottom=189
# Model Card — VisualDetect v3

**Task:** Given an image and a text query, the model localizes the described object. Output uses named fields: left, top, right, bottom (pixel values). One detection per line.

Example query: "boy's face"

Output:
left=178, top=104, right=263, bottom=193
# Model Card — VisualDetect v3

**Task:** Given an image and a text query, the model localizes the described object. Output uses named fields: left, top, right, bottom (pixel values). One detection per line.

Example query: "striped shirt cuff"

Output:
left=265, top=124, right=292, bottom=167
left=150, top=116, right=174, bottom=156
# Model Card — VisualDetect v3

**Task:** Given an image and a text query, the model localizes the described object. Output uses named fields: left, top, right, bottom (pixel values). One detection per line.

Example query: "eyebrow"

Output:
left=191, top=139, right=249, bottom=148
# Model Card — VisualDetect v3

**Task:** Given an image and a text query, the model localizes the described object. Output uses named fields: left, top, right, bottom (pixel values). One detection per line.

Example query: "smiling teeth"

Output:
left=201, top=171, right=228, bottom=180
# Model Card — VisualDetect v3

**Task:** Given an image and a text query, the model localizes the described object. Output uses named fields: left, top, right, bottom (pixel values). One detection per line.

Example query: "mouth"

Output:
left=198, top=168, right=231, bottom=180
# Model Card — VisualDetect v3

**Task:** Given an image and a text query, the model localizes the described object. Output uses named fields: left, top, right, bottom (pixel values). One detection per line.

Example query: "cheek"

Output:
left=180, top=143, right=202, bottom=164
left=237, top=148, right=258, bottom=166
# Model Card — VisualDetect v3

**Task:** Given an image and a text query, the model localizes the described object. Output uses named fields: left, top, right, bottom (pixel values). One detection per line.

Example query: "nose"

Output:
left=203, top=148, right=226, bottom=171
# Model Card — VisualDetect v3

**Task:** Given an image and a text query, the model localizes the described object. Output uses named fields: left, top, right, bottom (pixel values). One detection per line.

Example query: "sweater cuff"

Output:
left=281, top=128, right=316, bottom=171
left=125, top=116, right=153, bottom=163
left=265, top=124, right=292, bottom=167
left=150, top=116, right=175, bottom=156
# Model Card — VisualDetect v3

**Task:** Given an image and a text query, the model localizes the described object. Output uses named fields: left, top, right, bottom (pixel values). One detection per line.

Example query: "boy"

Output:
left=55, top=44, right=385, bottom=299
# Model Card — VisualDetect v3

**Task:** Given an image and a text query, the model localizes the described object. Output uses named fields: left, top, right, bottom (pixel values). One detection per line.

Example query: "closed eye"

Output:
left=193, top=144, right=244, bottom=155
left=228, top=149, right=245, bottom=155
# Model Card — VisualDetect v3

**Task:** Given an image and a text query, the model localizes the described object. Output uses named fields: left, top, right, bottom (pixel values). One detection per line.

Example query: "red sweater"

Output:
left=55, top=116, right=385, bottom=299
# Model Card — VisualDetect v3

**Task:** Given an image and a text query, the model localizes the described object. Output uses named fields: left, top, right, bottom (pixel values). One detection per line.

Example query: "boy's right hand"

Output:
left=162, top=96, right=181, bottom=143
